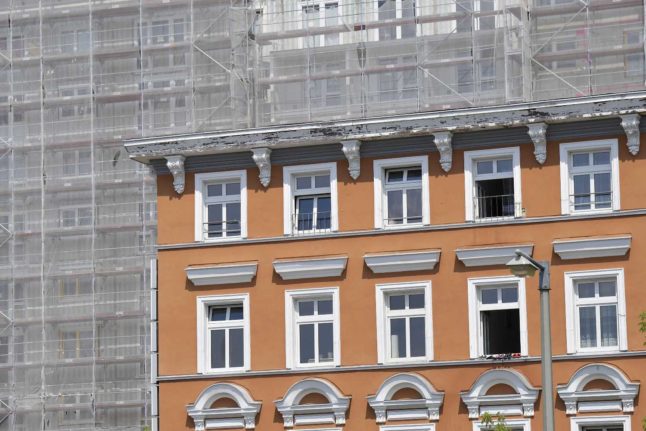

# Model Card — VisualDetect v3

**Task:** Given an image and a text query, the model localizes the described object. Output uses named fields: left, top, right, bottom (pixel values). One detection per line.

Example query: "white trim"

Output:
left=467, top=276, right=528, bottom=358
left=461, top=369, right=540, bottom=419
left=380, top=425, right=436, bottom=431
left=283, top=162, right=338, bottom=235
left=557, top=364, right=639, bottom=415
left=284, top=287, right=341, bottom=369
left=364, top=250, right=441, bottom=274
left=196, top=294, right=250, bottom=374
left=553, top=236, right=631, bottom=260
left=187, top=382, right=261, bottom=430
left=274, top=378, right=350, bottom=428
left=563, top=269, right=627, bottom=354
left=186, top=262, right=258, bottom=286
left=569, top=415, right=631, bottom=431
left=472, top=418, right=531, bottom=431
left=368, top=373, right=444, bottom=423
left=464, top=147, right=522, bottom=222
left=273, top=256, right=348, bottom=280
left=375, top=281, right=434, bottom=364
left=194, top=170, right=248, bottom=242
left=559, top=139, right=620, bottom=215
left=456, top=244, right=533, bottom=267
left=373, top=156, right=430, bottom=229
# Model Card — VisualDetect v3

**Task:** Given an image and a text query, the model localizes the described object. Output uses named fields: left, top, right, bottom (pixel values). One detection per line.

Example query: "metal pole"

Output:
left=538, top=261, right=554, bottom=431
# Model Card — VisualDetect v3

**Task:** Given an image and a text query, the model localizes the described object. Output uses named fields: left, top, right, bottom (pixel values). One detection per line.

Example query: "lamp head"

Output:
left=506, top=253, right=539, bottom=278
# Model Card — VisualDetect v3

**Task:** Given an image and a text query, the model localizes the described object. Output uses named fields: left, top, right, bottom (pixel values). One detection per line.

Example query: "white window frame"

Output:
left=464, top=147, right=522, bottom=222
left=196, top=293, right=250, bottom=374
left=381, top=425, right=436, bottom=431
left=373, top=156, right=430, bottom=229
left=559, top=139, right=620, bottom=215
left=284, top=287, right=340, bottom=369
left=375, top=281, right=433, bottom=364
left=467, top=275, right=528, bottom=358
left=569, top=415, right=631, bottom=431
left=194, top=170, right=247, bottom=242
left=473, top=418, right=531, bottom=431
left=283, top=162, right=338, bottom=235
left=300, top=1, right=341, bottom=47
left=564, top=268, right=627, bottom=354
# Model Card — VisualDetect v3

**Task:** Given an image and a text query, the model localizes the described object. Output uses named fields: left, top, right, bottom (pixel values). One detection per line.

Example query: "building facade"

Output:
left=127, top=94, right=646, bottom=431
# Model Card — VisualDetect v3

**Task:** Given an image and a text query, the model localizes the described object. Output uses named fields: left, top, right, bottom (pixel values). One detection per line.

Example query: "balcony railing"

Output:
left=291, top=211, right=332, bottom=235
left=202, top=220, right=241, bottom=240
left=568, top=191, right=612, bottom=212
left=474, top=194, right=522, bottom=222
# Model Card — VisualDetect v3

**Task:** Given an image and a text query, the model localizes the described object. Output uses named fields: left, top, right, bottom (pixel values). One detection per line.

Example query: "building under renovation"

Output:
left=0, top=0, right=644, bottom=429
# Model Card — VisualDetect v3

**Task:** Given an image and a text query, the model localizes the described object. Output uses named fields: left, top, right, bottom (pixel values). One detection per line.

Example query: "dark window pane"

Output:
left=390, top=318, right=406, bottom=358
left=497, top=158, right=513, bottom=173
left=210, top=307, right=227, bottom=321
left=387, top=190, right=403, bottom=224
left=225, top=182, right=240, bottom=196
left=577, top=283, right=595, bottom=298
left=579, top=306, right=597, bottom=348
left=314, top=174, right=330, bottom=188
left=297, top=198, right=314, bottom=230
left=408, top=293, right=425, bottom=309
left=296, top=176, right=311, bottom=190
left=599, top=281, right=616, bottom=297
left=600, top=305, right=617, bottom=347
left=207, top=204, right=223, bottom=237
left=316, top=196, right=331, bottom=229
left=573, top=174, right=591, bottom=210
left=501, top=287, right=518, bottom=303
left=299, top=324, right=315, bottom=364
left=481, top=309, right=520, bottom=354
left=226, top=202, right=241, bottom=236
left=298, top=301, right=315, bottom=316
left=229, top=306, right=243, bottom=320
left=572, top=153, right=589, bottom=167
left=210, top=330, right=226, bottom=368
left=593, top=151, right=610, bottom=165
left=318, top=299, right=333, bottom=315
left=407, top=168, right=422, bottom=181
left=481, top=289, right=498, bottom=304
left=476, top=160, right=493, bottom=175
left=387, top=170, right=404, bottom=183
left=406, top=188, right=422, bottom=223
left=229, top=328, right=244, bottom=367
left=410, top=316, right=426, bottom=357
left=207, top=184, right=222, bottom=197
left=318, top=322, right=334, bottom=362
left=389, top=295, right=405, bottom=310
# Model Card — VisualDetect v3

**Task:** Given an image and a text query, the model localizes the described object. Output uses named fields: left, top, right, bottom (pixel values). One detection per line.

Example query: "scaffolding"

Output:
left=0, top=0, right=644, bottom=430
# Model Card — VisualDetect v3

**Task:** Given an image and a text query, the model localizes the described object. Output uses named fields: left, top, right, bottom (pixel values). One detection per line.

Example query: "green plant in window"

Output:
left=481, top=412, right=511, bottom=431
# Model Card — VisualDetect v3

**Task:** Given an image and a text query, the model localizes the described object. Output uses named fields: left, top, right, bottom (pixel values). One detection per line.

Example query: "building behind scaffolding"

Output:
left=0, top=0, right=644, bottom=429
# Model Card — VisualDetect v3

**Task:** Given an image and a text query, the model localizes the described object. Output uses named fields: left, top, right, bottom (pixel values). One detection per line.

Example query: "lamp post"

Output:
left=506, top=250, right=554, bottom=431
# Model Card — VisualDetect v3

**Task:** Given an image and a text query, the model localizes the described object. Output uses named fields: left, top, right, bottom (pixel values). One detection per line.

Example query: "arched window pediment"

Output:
left=368, top=373, right=445, bottom=423
left=557, top=363, right=639, bottom=415
left=461, top=369, right=539, bottom=419
left=274, top=378, right=350, bottom=428
left=187, top=383, right=261, bottom=430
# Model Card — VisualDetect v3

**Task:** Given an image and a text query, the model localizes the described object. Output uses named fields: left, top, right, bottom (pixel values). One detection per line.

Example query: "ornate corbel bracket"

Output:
left=428, top=407, right=440, bottom=421
left=564, top=401, right=577, bottom=416
left=374, top=408, right=386, bottom=424
left=527, top=123, right=548, bottom=164
left=522, top=403, right=535, bottom=417
left=620, top=114, right=641, bottom=156
left=341, top=140, right=361, bottom=180
left=433, top=131, right=453, bottom=172
left=467, top=405, right=479, bottom=419
left=251, top=148, right=272, bottom=187
left=165, top=155, right=186, bottom=194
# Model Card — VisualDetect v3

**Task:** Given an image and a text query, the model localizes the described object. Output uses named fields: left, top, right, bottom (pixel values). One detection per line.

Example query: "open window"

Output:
left=468, top=276, right=528, bottom=358
left=464, top=147, right=522, bottom=222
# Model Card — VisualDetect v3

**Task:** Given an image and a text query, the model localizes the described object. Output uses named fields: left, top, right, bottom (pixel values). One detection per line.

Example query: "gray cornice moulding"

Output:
left=185, top=262, right=258, bottom=286
left=527, top=122, right=548, bottom=164
left=273, top=256, right=348, bottom=280
left=455, top=244, right=534, bottom=267
left=341, top=140, right=361, bottom=180
left=364, top=250, right=441, bottom=274
left=552, top=235, right=631, bottom=260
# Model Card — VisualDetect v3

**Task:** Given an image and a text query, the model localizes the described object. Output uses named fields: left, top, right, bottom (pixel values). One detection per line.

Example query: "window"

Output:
left=374, top=56, right=417, bottom=102
left=376, top=281, right=433, bottom=364
left=467, top=276, right=528, bottom=358
left=60, top=207, right=92, bottom=228
left=196, top=294, right=250, bottom=373
left=478, top=47, right=496, bottom=91
left=376, top=0, right=416, bottom=40
left=59, top=277, right=92, bottom=297
left=283, top=163, right=338, bottom=235
left=301, top=2, right=340, bottom=47
left=194, top=171, right=247, bottom=242
left=62, top=149, right=91, bottom=176
left=61, top=29, right=90, bottom=53
left=285, top=288, right=340, bottom=369
left=373, top=156, right=430, bottom=229
left=570, top=416, right=631, bottom=431
left=564, top=269, right=627, bottom=354
left=464, top=147, right=522, bottom=221
left=625, top=31, right=644, bottom=78
left=60, top=329, right=93, bottom=359
left=559, top=139, right=620, bottom=215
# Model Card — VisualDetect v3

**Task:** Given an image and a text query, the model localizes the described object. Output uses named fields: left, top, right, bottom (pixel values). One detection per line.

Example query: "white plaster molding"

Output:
left=186, top=262, right=257, bottom=286
left=527, top=123, right=548, bottom=164
left=273, top=256, right=347, bottom=280
left=166, top=155, right=186, bottom=194
left=456, top=244, right=533, bottom=267
left=341, top=140, right=361, bottom=180
left=557, top=363, right=639, bottom=416
left=553, top=235, right=631, bottom=260
left=368, top=373, right=444, bottom=424
left=187, top=383, right=261, bottom=429
left=251, top=148, right=272, bottom=187
left=433, top=131, right=452, bottom=172
left=460, top=369, right=539, bottom=419
left=275, top=378, right=350, bottom=428
left=364, top=250, right=441, bottom=274
left=620, top=114, right=641, bottom=155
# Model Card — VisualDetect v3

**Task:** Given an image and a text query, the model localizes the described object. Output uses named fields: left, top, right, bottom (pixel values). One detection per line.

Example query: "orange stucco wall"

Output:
left=155, top=134, right=646, bottom=430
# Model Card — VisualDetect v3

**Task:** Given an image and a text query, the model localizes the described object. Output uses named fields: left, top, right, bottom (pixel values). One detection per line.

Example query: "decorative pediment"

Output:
left=455, top=244, right=533, bottom=267
left=527, top=123, right=548, bottom=164
left=187, top=383, right=261, bottom=430
left=186, top=262, right=258, bottom=286
left=364, top=250, right=441, bottom=274
left=166, top=155, right=186, bottom=194
left=552, top=235, right=631, bottom=260
left=368, top=373, right=444, bottom=423
left=273, top=256, right=347, bottom=280
left=461, top=369, right=539, bottom=419
left=557, top=363, right=639, bottom=415
left=341, top=140, right=361, bottom=180
left=275, top=378, right=350, bottom=428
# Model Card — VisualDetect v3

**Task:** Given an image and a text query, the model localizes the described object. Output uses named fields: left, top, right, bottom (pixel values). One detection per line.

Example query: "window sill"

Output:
left=569, top=348, right=624, bottom=356
left=200, top=368, right=249, bottom=376
left=289, top=362, right=339, bottom=370
left=381, top=358, right=433, bottom=366
left=198, top=236, right=245, bottom=243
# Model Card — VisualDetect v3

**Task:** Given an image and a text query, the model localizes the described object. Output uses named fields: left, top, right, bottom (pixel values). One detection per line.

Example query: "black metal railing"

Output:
left=291, top=211, right=332, bottom=235
left=474, top=194, right=521, bottom=221
left=202, top=220, right=241, bottom=239
left=569, top=191, right=612, bottom=212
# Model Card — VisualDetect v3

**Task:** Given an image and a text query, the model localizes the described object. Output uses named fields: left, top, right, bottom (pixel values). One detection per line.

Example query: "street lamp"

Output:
left=506, top=250, right=554, bottom=431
